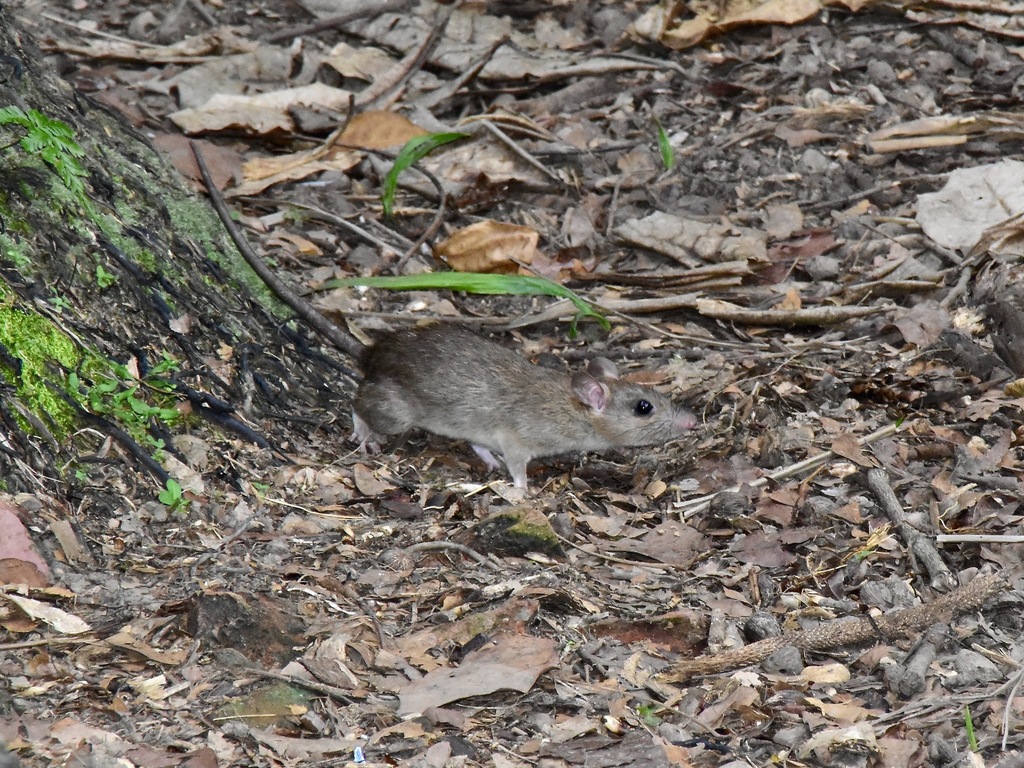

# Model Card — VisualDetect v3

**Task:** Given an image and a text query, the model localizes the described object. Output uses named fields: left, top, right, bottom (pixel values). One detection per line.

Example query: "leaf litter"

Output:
left=3, top=0, right=1024, bottom=767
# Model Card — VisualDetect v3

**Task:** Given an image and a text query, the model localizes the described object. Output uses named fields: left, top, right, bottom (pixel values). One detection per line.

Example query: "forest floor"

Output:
left=4, top=0, right=1024, bottom=766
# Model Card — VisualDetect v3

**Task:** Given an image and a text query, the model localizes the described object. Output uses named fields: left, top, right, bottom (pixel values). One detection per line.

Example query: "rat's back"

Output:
left=353, top=326, right=558, bottom=440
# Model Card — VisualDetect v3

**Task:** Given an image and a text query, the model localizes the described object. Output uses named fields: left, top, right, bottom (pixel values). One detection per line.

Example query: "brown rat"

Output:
left=192, top=149, right=695, bottom=488
left=352, top=326, right=696, bottom=489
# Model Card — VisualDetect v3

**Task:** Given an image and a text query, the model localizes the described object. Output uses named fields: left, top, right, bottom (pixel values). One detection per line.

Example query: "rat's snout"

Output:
left=674, top=407, right=698, bottom=431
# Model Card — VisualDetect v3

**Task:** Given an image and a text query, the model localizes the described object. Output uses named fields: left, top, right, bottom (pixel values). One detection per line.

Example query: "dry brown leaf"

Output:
left=605, top=521, right=708, bottom=568
left=340, top=110, right=428, bottom=149
left=40, top=25, right=256, bottom=63
left=0, top=502, right=50, bottom=581
left=396, top=632, right=559, bottom=716
left=353, top=463, right=396, bottom=496
left=231, top=134, right=362, bottom=197
left=170, top=83, right=353, bottom=135
left=730, top=531, right=796, bottom=567
left=5, top=594, right=90, bottom=635
left=616, top=212, right=767, bottom=266
left=323, top=42, right=397, bottom=83
left=435, top=220, right=541, bottom=273
left=805, top=696, right=876, bottom=723
left=695, top=683, right=760, bottom=728
left=830, top=434, right=878, bottom=468
left=394, top=599, right=540, bottom=670
left=422, top=139, right=546, bottom=188
left=865, top=113, right=1024, bottom=154
left=265, top=231, right=323, bottom=257
left=105, top=625, right=189, bottom=665
left=764, top=203, right=804, bottom=238
left=632, top=0, right=822, bottom=50
left=773, top=289, right=802, bottom=311
left=151, top=134, right=241, bottom=188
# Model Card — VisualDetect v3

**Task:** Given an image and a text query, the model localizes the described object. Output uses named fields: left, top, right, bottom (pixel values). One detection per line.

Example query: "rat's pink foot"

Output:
left=351, top=410, right=381, bottom=453
left=471, top=444, right=503, bottom=471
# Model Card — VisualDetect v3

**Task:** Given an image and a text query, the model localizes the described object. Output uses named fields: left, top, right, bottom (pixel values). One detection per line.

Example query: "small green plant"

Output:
left=0, top=106, right=89, bottom=205
left=0, top=233, right=30, bottom=270
left=158, top=477, right=188, bottom=513
left=654, top=117, right=675, bottom=171
left=634, top=704, right=662, bottom=728
left=50, top=295, right=72, bottom=311
left=326, top=272, right=609, bottom=334
left=148, top=352, right=181, bottom=377
left=95, top=264, right=117, bottom=289
left=381, top=131, right=468, bottom=216
left=69, top=355, right=183, bottom=451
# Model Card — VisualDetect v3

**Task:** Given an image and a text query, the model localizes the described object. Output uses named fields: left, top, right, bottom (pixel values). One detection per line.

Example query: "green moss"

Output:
left=0, top=306, right=81, bottom=434
left=0, top=304, right=187, bottom=449
left=164, top=195, right=280, bottom=311
left=97, top=226, right=158, bottom=274
left=112, top=196, right=139, bottom=228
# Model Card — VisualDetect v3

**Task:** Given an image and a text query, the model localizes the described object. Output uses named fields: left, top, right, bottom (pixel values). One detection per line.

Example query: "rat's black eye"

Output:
left=634, top=399, right=653, bottom=416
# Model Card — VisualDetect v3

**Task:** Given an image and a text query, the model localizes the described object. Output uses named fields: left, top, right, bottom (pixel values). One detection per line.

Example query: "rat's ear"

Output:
left=572, top=371, right=611, bottom=411
left=587, top=357, right=618, bottom=380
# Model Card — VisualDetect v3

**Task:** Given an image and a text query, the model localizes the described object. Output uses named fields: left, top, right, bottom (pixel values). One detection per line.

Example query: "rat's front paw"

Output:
left=351, top=410, right=382, bottom=453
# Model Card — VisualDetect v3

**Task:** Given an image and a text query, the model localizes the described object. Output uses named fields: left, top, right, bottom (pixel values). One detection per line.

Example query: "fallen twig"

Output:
left=661, top=572, right=1004, bottom=682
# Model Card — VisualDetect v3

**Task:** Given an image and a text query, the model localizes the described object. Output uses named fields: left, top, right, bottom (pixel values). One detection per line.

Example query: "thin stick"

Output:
left=191, top=142, right=364, bottom=358
left=479, top=119, right=565, bottom=185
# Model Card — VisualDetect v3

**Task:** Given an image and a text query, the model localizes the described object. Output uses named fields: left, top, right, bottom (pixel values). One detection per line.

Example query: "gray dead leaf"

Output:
left=397, top=633, right=558, bottom=716
left=616, top=211, right=767, bottom=266
left=764, top=203, right=804, bottom=239
left=891, top=300, right=950, bottom=348
left=916, top=159, right=1024, bottom=253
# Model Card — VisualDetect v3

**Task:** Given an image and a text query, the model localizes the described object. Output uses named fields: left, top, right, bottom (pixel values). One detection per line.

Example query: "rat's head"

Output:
left=571, top=358, right=697, bottom=446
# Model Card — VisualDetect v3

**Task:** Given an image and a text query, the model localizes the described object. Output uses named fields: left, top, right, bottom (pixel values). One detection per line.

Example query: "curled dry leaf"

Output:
left=40, top=27, right=256, bottom=64
left=340, top=110, right=428, bottom=150
left=435, top=220, right=541, bottom=273
left=0, top=502, right=50, bottom=582
left=323, top=42, right=398, bottom=84
left=5, top=594, right=91, bottom=635
left=631, top=0, right=823, bottom=50
left=865, top=112, right=1024, bottom=154
left=232, top=134, right=361, bottom=197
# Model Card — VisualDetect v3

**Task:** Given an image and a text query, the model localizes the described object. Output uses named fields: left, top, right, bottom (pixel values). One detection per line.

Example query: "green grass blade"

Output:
left=964, top=706, right=978, bottom=752
left=654, top=117, right=675, bottom=171
left=381, top=131, right=469, bottom=216
left=326, top=272, right=609, bottom=331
